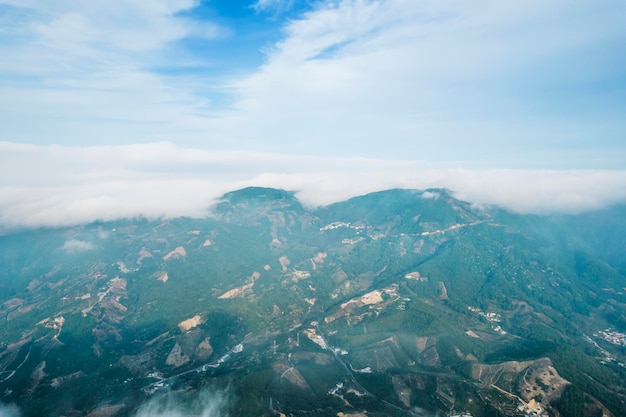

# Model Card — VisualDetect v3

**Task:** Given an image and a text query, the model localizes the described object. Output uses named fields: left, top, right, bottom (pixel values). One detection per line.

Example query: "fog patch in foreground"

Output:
left=133, top=388, right=231, bottom=417
left=411, top=406, right=439, bottom=417
left=0, top=404, right=20, bottom=417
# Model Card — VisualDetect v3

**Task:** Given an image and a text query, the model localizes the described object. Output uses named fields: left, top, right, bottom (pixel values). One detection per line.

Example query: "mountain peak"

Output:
left=213, top=187, right=306, bottom=225
left=221, top=187, right=297, bottom=203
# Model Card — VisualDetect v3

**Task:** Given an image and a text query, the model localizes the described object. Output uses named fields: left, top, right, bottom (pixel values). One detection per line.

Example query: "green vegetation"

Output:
left=0, top=189, right=625, bottom=417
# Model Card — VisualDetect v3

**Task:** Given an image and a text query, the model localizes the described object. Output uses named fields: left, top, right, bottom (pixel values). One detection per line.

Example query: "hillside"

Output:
left=0, top=187, right=625, bottom=417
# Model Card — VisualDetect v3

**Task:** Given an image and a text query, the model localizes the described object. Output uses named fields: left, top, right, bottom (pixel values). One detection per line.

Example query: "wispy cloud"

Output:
left=252, top=0, right=296, bottom=14
left=0, top=0, right=225, bottom=145
left=62, top=239, right=95, bottom=253
left=1, top=142, right=625, bottom=232
left=211, top=0, right=626, bottom=166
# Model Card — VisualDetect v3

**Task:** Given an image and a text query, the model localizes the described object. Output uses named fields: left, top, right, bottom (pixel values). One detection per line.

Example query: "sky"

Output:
left=1, top=0, right=626, bottom=231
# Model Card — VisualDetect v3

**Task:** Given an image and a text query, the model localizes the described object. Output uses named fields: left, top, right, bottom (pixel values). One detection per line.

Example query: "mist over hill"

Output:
left=3, top=142, right=626, bottom=234
left=0, top=187, right=625, bottom=417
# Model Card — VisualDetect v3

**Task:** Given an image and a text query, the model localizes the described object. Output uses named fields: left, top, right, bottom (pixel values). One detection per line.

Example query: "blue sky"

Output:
left=1, top=0, right=626, bottom=229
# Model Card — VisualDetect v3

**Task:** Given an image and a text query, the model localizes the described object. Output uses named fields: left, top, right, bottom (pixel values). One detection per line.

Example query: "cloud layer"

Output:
left=1, top=141, right=626, bottom=232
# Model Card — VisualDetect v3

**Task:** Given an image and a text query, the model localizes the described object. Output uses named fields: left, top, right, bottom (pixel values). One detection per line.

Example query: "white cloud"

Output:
left=210, top=0, right=626, bottom=165
left=1, top=142, right=626, bottom=232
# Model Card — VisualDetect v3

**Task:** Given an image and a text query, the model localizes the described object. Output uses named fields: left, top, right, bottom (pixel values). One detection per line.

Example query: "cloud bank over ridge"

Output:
left=1, top=142, right=626, bottom=232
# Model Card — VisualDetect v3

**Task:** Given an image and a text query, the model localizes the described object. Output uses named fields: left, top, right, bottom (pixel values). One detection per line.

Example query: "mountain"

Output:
left=0, top=187, right=625, bottom=417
